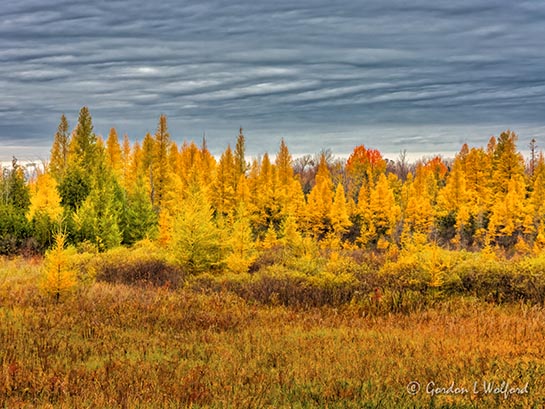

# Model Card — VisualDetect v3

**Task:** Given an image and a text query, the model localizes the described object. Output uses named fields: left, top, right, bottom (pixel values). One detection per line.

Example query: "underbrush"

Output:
left=54, top=243, right=545, bottom=312
left=67, top=240, right=185, bottom=289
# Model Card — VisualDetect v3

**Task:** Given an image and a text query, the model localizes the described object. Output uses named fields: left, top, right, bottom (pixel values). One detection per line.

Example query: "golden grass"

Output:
left=1, top=258, right=545, bottom=408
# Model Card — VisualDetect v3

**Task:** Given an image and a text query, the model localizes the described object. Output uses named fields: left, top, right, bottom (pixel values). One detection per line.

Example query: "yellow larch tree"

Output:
left=225, top=202, right=257, bottom=273
left=531, top=155, right=545, bottom=252
left=402, top=166, right=435, bottom=245
left=252, top=153, right=280, bottom=236
left=178, top=141, right=203, bottom=189
left=139, top=132, right=156, bottom=204
left=330, top=183, right=351, bottom=239
left=236, top=174, right=251, bottom=204
left=28, top=172, right=64, bottom=249
left=261, top=221, right=279, bottom=249
left=171, top=180, right=221, bottom=273
left=280, top=214, right=303, bottom=251
left=211, top=145, right=237, bottom=217
left=168, top=141, right=181, bottom=176
left=275, top=139, right=293, bottom=213
left=141, top=133, right=155, bottom=174
left=128, top=140, right=143, bottom=188
left=463, top=147, right=494, bottom=244
left=41, top=232, right=77, bottom=302
left=491, top=130, right=525, bottom=196
left=273, top=139, right=306, bottom=222
left=283, top=177, right=306, bottom=222
left=105, top=128, right=122, bottom=177
left=199, top=137, right=217, bottom=187
left=436, top=156, right=470, bottom=246
left=368, top=173, right=400, bottom=249
left=28, top=172, right=63, bottom=223
left=276, top=138, right=293, bottom=187
left=485, top=132, right=528, bottom=250
left=305, top=152, right=334, bottom=239
left=488, top=175, right=533, bottom=249
left=233, top=128, right=248, bottom=185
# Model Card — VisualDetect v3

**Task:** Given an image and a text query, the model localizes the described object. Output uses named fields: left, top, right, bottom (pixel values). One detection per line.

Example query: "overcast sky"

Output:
left=1, top=0, right=545, bottom=162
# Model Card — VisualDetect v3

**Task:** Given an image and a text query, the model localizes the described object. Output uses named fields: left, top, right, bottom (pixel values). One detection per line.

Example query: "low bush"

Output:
left=54, top=242, right=545, bottom=307
left=189, top=266, right=371, bottom=308
left=68, top=241, right=185, bottom=289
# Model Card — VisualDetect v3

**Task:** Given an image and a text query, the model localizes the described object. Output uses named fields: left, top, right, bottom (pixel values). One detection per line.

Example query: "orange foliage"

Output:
left=423, top=156, right=448, bottom=180
left=346, top=145, right=386, bottom=176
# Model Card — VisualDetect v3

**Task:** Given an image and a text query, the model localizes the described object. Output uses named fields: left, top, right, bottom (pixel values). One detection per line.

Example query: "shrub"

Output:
left=67, top=241, right=184, bottom=289
left=189, top=267, right=365, bottom=308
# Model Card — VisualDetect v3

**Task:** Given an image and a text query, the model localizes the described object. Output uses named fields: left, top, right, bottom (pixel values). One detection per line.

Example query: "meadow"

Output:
left=2, top=255, right=545, bottom=408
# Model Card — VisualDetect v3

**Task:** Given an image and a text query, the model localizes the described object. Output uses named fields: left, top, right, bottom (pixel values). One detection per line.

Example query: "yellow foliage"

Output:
left=261, top=223, right=279, bottom=249
left=305, top=157, right=334, bottom=238
left=330, top=183, right=351, bottom=237
left=226, top=204, right=257, bottom=273
left=514, top=236, right=531, bottom=257
left=106, top=127, right=122, bottom=176
left=376, top=236, right=390, bottom=251
left=27, top=173, right=63, bottom=222
left=488, top=175, right=531, bottom=243
left=225, top=253, right=255, bottom=274
left=368, top=173, right=400, bottom=245
left=157, top=209, right=173, bottom=247
left=404, top=177, right=434, bottom=237
left=280, top=215, right=302, bottom=249
left=40, top=232, right=77, bottom=301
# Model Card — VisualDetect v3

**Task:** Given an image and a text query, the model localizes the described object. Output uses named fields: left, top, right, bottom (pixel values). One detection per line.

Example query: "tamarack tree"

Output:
left=40, top=232, right=77, bottom=302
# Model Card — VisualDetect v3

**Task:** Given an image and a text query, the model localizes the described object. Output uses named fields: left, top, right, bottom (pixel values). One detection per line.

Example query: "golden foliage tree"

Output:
left=488, top=175, right=533, bottom=248
left=305, top=153, right=334, bottom=239
left=225, top=203, right=257, bottom=273
left=330, top=183, right=351, bottom=238
left=234, top=128, right=248, bottom=183
left=403, top=167, right=435, bottom=245
left=106, top=127, right=122, bottom=177
left=491, top=130, right=525, bottom=195
left=28, top=173, right=63, bottom=222
left=40, top=232, right=77, bottom=302
left=172, top=181, right=220, bottom=273
left=211, top=145, right=237, bottom=216
left=368, top=173, right=400, bottom=249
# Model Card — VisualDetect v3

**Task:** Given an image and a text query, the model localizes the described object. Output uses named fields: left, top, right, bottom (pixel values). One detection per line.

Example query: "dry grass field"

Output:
left=1, top=256, right=545, bottom=408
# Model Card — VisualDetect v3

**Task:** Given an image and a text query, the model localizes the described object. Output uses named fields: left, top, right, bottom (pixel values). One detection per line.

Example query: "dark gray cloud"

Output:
left=1, top=0, right=545, bottom=161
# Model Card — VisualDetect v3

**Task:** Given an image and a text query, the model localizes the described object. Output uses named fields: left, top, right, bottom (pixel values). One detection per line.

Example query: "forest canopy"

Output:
left=1, top=107, right=543, bottom=268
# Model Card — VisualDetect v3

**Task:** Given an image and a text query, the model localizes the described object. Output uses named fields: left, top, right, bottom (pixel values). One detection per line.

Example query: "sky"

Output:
left=1, top=0, right=545, bottom=162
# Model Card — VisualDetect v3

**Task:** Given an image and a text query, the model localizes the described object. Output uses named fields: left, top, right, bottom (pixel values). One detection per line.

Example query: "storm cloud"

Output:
left=1, top=0, right=545, bottom=161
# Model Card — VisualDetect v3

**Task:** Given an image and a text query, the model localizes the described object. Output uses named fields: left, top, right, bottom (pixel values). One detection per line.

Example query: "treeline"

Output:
left=1, top=106, right=543, bottom=270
